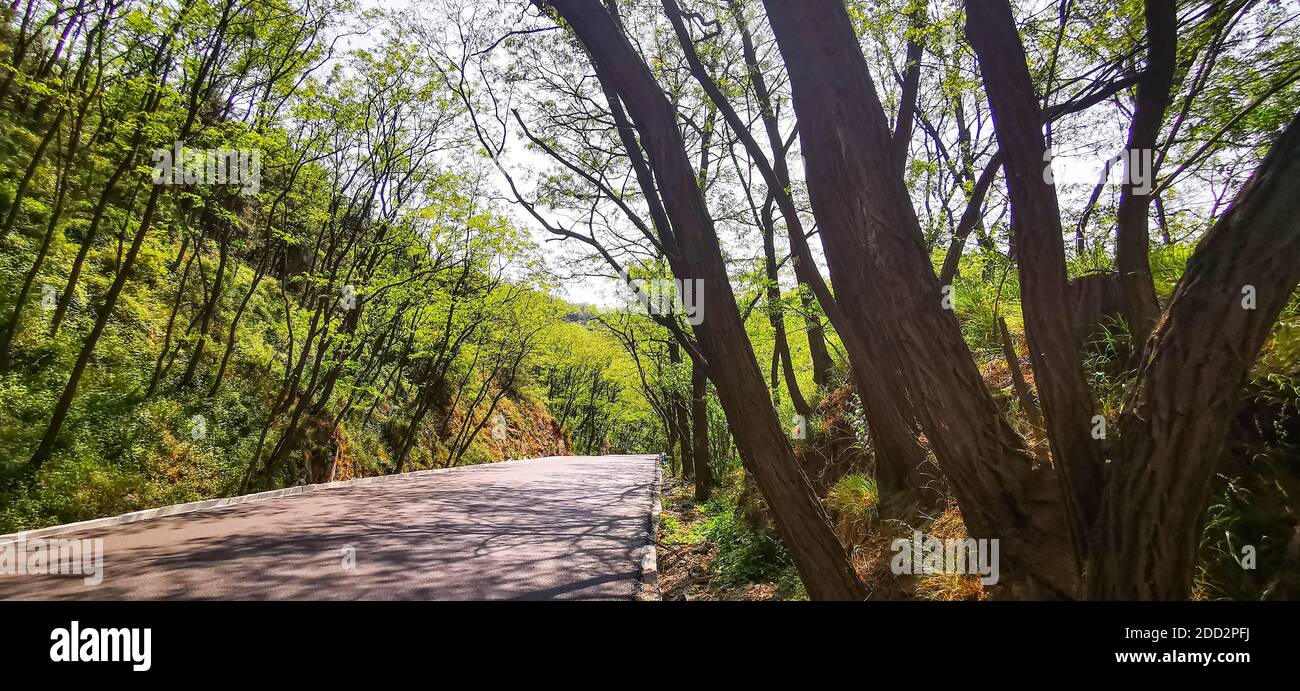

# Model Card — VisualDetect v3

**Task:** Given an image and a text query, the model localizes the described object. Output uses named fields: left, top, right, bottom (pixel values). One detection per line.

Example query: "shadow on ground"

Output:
left=0, top=455, right=658, bottom=601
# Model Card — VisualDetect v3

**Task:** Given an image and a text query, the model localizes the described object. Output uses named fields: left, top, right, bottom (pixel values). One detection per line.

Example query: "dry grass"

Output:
left=832, top=495, right=988, bottom=601
left=912, top=506, right=988, bottom=601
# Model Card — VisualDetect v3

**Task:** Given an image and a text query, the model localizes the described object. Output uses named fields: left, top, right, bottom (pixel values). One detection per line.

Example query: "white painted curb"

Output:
left=634, top=453, right=665, bottom=602
left=0, top=455, right=566, bottom=544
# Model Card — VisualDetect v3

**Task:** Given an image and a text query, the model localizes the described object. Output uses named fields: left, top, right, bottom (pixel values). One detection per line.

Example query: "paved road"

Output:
left=0, top=455, right=660, bottom=600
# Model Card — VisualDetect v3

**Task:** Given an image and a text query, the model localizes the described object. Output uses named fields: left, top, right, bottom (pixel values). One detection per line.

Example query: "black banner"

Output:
left=0, top=601, right=1288, bottom=678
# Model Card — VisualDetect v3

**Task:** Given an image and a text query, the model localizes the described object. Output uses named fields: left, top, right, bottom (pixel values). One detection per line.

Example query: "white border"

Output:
left=634, top=454, right=665, bottom=601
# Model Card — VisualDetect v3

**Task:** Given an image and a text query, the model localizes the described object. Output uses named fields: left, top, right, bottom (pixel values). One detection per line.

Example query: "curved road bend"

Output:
left=0, top=454, right=659, bottom=601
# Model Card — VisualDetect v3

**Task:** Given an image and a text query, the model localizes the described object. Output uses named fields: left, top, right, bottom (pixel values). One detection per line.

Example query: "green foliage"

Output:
left=0, top=0, right=642, bottom=531
left=1, top=0, right=1298, bottom=605
left=827, top=473, right=880, bottom=524
left=659, top=512, right=706, bottom=546
left=703, top=495, right=806, bottom=599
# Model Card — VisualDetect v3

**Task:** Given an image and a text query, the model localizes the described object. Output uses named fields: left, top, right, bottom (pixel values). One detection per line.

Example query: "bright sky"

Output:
left=331, top=0, right=1236, bottom=309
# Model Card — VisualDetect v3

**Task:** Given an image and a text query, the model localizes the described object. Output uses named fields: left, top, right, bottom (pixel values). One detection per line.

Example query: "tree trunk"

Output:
left=760, top=198, right=810, bottom=417
left=670, top=342, right=693, bottom=480
left=965, top=0, right=1107, bottom=561
left=998, top=316, right=1045, bottom=434
left=1090, top=111, right=1300, bottom=599
left=1115, top=0, right=1177, bottom=348
left=542, top=0, right=865, bottom=600
left=0, top=107, right=65, bottom=245
left=146, top=226, right=201, bottom=398
left=710, top=0, right=926, bottom=488
left=891, top=5, right=925, bottom=176
left=50, top=158, right=145, bottom=338
left=801, top=291, right=832, bottom=387
left=762, top=0, right=1077, bottom=597
left=29, top=184, right=167, bottom=470
left=209, top=247, right=272, bottom=396
left=691, top=361, right=711, bottom=502
left=179, top=215, right=230, bottom=390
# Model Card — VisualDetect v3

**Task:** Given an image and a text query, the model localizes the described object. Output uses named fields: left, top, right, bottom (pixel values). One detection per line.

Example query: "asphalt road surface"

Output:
left=0, top=455, right=660, bottom=600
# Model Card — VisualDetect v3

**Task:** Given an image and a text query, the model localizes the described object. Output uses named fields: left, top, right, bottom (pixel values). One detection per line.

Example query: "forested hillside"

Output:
left=3, top=0, right=1300, bottom=601
left=0, top=0, right=669, bottom=532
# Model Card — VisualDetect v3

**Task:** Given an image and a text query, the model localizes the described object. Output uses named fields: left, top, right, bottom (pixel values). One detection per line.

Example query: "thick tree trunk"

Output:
left=1115, top=0, right=1177, bottom=347
left=762, top=0, right=1077, bottom=597
left=691, top=361, right=711, bottom=502
left=670, top=342, right=694, bottom=480
left=1090, top=111, right=1300, bottom=599
left=965, top=0, right=1107, bottom=561
left=543, top=0, right=865, bottom=600
left=710, top=0, right=926, bottom=488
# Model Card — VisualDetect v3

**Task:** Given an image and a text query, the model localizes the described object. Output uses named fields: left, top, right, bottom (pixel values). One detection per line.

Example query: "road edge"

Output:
left=0, top=455, right=568, bottom=544
left=634, top=453, right=665, bottom=602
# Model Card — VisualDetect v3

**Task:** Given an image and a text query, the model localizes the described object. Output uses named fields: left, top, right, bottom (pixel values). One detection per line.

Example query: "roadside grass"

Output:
left=656, top=476, right=806, bottom=600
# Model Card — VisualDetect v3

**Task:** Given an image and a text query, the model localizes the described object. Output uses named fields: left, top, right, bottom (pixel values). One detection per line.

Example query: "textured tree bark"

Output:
left=938, top=152, right=1000, bottom=289
left=662, top=0, right=806, bottom=421
left=1115, top=0, right=1177, bottom=347
left=802, top=292, right=833, bottom=387
left=670, top=341, right=694, bottom=479
left=691, top=362, right=711, bottom=502
left=759, top=198, right=811, bottom=417
left=891, top=4, right=925, bottom=176
left=711, top=0, right=926, bottom=491
left=965, top=0, right=1106, bottom=561
left=542, top=0, right=865, bottom=600
left=998, top=316, right=1044, bottom=435
left=762, top=0, right=1077, bottom=597
left=1090, top=112, right=1300, bottom=599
